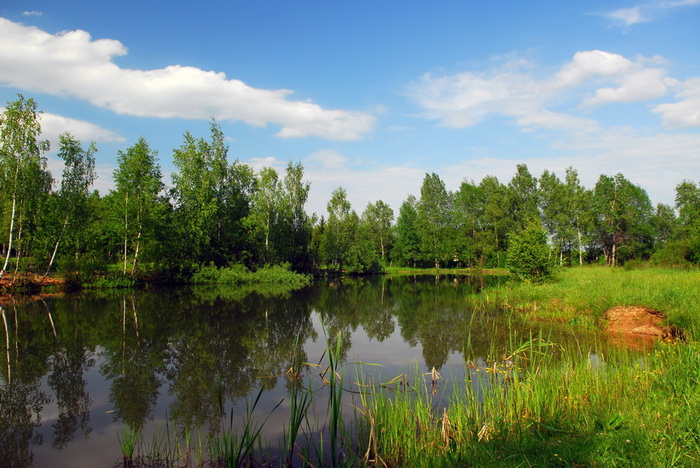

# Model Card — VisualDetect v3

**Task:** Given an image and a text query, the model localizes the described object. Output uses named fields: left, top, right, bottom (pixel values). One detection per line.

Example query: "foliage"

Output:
left=191, top=263, right=311, bottom=287
left=506, top=222, right=553, bottom=282
left=3, top=95, right=700, bottom=288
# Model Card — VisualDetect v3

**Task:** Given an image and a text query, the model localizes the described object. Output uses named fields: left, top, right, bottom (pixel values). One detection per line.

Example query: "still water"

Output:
left=0, top=275, right=607, bottom=467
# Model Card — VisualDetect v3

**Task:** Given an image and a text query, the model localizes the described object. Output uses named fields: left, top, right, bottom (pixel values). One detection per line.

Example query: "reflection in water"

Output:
left=1, top=275, right=612, bottom=466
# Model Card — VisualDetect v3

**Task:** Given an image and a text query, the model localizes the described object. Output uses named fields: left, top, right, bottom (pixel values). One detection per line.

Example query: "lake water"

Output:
left=0, top=275, right=610, bottom=467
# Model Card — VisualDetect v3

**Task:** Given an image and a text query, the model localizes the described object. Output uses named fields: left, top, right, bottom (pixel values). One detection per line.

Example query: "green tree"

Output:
left=41, top=134, right=96, bottom=281
left=281, top=161, right=311, bottom=270
left=479, top=176, right=509, bottom=267
left=360, top=200, right=394, bottom=262
left=452, top=180, right=486, bottom=267
left=171, top=122, right=253, bottom=266
left=507, top=164, right=539, bottom=231
left=0, top=95, right=50, bottom=279
left=674, top=180, right=700, bottom=263
left=392, top=196, right=420, bottom=267
left=321, top=188, right=357, bottom=271
left=245, top=167, right=283, bottom=265
left=112, top=137, right=163, bottom=274
left=506, top=222, right=552, bottom=283
left=416, top=173, right=453, bottom=268
left=563, top=168, right=593, bottom=266
left=593, top=174, right=654, bottom=266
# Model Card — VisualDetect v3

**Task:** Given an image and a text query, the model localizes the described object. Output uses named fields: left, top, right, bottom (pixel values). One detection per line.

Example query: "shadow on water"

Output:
left=0, top=274, right=617, bottom=466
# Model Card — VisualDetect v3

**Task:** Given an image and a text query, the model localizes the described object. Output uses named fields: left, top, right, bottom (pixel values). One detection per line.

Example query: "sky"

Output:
left=0, top=0, right=699, bottom=217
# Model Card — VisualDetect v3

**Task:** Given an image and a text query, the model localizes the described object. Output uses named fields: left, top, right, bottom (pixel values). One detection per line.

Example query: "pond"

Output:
left=0, top=275, right=612, bottom=467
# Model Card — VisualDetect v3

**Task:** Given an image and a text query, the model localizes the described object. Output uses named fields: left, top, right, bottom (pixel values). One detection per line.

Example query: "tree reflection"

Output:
left=100, top=294, right=165, bottom=431
left=0, top=303, right=51, bottom=467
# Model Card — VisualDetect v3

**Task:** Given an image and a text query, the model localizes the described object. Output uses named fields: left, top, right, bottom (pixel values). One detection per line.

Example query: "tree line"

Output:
left=1, top=95, right=699, bottom=283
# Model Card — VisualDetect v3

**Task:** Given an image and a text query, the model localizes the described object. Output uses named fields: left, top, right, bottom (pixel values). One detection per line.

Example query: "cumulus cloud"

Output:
left=407, top=50, right=695, bottom=132
left=653, top=77, right=700, bottom=128
left=0, top=18, right=374, bottom=140
left=39, top=112, right=125, bottom=144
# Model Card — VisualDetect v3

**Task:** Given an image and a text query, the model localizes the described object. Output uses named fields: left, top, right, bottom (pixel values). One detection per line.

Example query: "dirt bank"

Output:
left=604, top=305, right=684, bottom=347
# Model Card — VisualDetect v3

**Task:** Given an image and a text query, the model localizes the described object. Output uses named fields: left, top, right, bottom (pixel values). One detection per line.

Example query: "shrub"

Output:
left=507, top=223, right=553, bottom=283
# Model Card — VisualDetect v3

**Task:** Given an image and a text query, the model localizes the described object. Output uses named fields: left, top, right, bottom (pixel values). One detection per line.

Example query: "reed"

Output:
left=351, top=336, right=700, bottom=466
left=117, top=424, right=140, bottom=463
left=284, top=336, right=314, bottom=467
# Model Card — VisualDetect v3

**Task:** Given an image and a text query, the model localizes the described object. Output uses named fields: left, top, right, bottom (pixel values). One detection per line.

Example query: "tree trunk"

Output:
left=1, top=306, right=10, bottom=384
left=0, top=192, right=18, bottom=280
left=576, top=222, right=583, bottom=266
left=40, top=216, right=69, bottom=284
left=123, top=193, right=129, bottom=274
left=131, top=205, right=142, bottom=275
left=10, top=202, right=24, bottom=285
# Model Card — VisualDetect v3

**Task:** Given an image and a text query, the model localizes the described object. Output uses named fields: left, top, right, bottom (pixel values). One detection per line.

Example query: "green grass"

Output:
left=385, top=266, right=507, bottom=276
left=354, top=339, right=700, bottom=467
left=473, top=266, right=700, bottom=336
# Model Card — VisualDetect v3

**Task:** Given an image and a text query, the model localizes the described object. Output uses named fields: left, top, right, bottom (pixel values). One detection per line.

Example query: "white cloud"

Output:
left=552, top=50, right=635, bottom=89
left=39, top=112, right=124, bottom=144
left=407, top=50, right=697, bottom=133
left=583, top=68, right=672, bottom=106
left=602, top=7, right=648, bottom=27
left=21, top=11, right=42, bottom=17
left=653, top=77, right=700, bottom=128
left=601, top=0, right=700, bottom=28
left=0, top=18, right=375, bottom=141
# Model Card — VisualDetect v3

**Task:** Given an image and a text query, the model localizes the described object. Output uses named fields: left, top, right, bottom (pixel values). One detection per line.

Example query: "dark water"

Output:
left=0, top=275, right=606, bottom=467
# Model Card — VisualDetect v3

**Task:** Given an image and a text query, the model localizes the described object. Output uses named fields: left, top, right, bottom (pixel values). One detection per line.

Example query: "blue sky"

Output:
left=1, top=1, right=699, bottom=216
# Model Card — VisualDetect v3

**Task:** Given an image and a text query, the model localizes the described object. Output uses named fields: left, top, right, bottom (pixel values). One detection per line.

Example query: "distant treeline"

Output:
left=1, top=95, right=699, bottom=282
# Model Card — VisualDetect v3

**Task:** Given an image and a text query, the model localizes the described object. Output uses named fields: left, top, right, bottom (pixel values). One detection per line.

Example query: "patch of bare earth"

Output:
left=604, top=305, right=683, bottom=348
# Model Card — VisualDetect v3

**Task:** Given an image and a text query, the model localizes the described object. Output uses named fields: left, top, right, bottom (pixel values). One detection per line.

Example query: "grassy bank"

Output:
left=385, top=266, right=507, bottom=276
left=357, top=338, right=700, bottom=467
left=191, top=263, right=312, bottom=288
left=476, top=266, right=700, bottom=337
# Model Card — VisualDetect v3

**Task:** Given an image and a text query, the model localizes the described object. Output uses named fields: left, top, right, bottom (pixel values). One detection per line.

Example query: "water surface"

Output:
left=0, top=275, right=606, bottom=467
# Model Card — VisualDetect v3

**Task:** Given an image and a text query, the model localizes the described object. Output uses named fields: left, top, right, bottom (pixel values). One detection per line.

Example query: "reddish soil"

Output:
left=604, top=305, right=683, bottom=348
left=0, top=273, right=66, bottom=306
left=0, top=272, right=64, bottom=287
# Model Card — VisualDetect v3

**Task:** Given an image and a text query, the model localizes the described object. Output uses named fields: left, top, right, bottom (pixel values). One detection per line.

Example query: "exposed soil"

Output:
left=0, top=273, right=65, bottom=306
left=604, top=305, right=684, bottom=347
left=0, top=272, right=64, bottom=287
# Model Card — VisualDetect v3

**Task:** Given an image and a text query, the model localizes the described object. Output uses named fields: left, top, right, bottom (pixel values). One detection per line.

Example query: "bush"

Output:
left=507, top=223, right=553, bottom=283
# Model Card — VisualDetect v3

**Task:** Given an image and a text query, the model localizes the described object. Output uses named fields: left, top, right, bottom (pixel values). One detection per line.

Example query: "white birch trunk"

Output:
left=0, top=193, right=18, bottom=280
left=40, top=216, right=69, bottom=284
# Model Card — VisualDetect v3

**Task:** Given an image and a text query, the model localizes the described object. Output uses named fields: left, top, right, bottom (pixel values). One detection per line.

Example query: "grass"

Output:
left=353, top=338, right=700, bottom=467
left=385, top=266, right=507, bottom=276
left=478, top=266, right=700, bottom=337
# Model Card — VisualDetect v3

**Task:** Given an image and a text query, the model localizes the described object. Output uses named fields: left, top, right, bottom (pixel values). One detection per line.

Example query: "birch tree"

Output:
left=41, top=133, right=96, bottom=282
left=113, top=137, right=162, bottom=274
left=0, top=95, right=50, bottom=279
left=360, top=200, right=394, bottom=262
